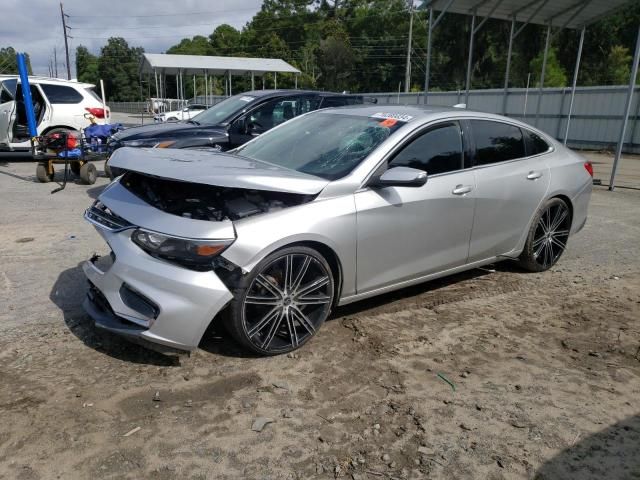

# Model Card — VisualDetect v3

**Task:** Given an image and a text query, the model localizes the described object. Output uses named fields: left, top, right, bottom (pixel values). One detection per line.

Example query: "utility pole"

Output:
left=60, top=3, right=71, bottom=80
left=54, top=47, right=58, bottom=78
left=404, top=0, right=414, bottom=93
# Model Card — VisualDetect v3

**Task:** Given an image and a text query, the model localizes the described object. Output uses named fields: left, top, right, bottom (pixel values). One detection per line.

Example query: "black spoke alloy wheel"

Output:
left=225, top=247, right=334, bottom=355
left=519, top=197, right=572, bottom=272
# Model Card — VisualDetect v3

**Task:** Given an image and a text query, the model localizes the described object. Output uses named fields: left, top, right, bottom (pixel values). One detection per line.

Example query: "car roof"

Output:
left=240, top=89, right=362, bottom=99
left=317, top=103, right=541, bottom=129
left=0, top=74, right=94, bottom=88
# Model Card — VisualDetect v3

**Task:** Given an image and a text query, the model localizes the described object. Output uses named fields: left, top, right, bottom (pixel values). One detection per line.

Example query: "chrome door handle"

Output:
left=527, top=171, right=542, bottom=180
left=452, top=185, right=473, bottom=195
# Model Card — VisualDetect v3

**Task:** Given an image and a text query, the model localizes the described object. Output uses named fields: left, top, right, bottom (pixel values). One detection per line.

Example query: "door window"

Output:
left=389, top=123, right=463, bottom=176
left=249, top=96, right=318, bottom=130
left=0, top=79, right=17, bottom=103
left=470, top=120, right=525, bottom=165
left=40, top=84, right=83, bottom=104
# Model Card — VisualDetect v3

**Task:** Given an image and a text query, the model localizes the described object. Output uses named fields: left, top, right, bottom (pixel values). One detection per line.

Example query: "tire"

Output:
left=167, top=117, right=178, bottom=122
left=518, top=197, right=572, bottom=272
left=224, top=246, right=335, bottom=356
left=104, top=161, right=112, bottom=180
left=79, top=162, right=97, bottom=185
left=36, top=164, right=54, bottom=183
left=70, top=162, right=81, bottom=176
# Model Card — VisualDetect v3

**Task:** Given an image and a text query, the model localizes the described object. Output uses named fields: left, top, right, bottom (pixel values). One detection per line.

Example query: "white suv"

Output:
left=0, top=75, right=110, bottom=151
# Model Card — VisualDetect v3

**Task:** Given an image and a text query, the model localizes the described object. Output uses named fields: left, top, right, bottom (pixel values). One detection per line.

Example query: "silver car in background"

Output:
left=83, top=105, right=592, bottom=355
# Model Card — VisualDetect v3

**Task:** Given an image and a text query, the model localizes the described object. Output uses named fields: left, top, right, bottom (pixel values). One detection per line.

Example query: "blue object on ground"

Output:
left=58, top=148, right=82, bottom=158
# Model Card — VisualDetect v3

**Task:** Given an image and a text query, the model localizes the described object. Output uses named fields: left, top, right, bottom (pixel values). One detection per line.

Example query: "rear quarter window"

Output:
left=470, top=120, right=526, bottom=166
left=40, top=84, right=84, bottom=104
left=524, top=129, right=551, bottom=156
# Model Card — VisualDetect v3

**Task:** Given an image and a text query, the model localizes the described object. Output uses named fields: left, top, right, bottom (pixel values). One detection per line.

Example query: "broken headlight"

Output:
left=131, top=229, right=234, bottom=270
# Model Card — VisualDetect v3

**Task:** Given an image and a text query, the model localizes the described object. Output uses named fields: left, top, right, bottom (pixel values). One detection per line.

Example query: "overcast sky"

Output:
left=2, top=0, right=264, bottom=77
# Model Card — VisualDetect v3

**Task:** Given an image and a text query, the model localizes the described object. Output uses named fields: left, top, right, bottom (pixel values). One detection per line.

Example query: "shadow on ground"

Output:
left=86, top=184, right=107, bottom=200
left=535, top=415, right=640, bottom=479
left=50, top=257, right=526, bottom=364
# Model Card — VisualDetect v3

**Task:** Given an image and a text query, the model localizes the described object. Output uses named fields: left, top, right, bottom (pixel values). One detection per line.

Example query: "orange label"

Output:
left=378, top=118, right=398, bottom=127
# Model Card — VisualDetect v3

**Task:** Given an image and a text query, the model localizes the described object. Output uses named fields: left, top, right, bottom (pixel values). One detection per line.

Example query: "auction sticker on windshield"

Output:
left=370, top=112, right=413, bottom=122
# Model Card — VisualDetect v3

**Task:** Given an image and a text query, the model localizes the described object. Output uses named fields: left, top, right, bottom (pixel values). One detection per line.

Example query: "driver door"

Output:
left=354, top=122, right=476, bottom=293
left=228, top=95, right=317, bottom=147
left=0, top=79, right=17, bottom=147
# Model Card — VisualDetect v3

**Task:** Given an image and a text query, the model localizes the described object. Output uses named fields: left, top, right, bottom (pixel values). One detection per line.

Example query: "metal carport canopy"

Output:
left=422, top=0, right=632, bottom=28
left=140, top=53, right=301, bottom=76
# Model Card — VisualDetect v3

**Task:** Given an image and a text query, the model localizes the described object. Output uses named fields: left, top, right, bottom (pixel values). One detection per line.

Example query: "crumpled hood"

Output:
left=112, top=122, right=225, bottom=141
left=108, top=147, right=330, bottom=195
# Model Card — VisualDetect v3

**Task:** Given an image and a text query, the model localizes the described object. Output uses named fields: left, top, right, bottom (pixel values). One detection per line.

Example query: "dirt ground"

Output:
left=0, top=154, right=639, bottom=480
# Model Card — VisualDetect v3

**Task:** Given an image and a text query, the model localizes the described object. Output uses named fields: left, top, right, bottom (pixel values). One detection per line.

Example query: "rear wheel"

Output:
left=518, top=197, right=571, bottom=272
left=79, top=162, right=97, bottom=184
left=225, top=246, right=335, bottom=356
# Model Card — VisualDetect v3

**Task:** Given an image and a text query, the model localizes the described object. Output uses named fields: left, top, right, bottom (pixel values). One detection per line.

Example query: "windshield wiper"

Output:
left=186, top=119, right=200, bottom=125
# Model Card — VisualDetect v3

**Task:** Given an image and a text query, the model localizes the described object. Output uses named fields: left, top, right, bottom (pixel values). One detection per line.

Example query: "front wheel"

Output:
left=518, top=198, right=571, bottom=272
left=224, top=246, right=335, bottom=356
left=36, top=164, right=54, bottom=183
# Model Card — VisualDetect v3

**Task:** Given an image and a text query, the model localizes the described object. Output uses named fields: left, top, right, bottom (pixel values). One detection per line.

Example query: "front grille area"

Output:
left=85, top=200, right=134, bottom=231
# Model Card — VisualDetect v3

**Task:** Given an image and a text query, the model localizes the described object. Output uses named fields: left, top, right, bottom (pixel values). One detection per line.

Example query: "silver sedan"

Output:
left=83, top=105, right=592, bottom=355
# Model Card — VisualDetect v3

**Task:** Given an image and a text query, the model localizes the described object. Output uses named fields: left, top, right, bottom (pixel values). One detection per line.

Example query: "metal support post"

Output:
left=405, top=0, right=414, bottom=93
left=502, top=17, right=516, bottom=115
left=535, top=22, right=552, bottom=125
left=423, top=0, right=454, bottom=104
left=204, top=70, right=208, bottom=106
left=464, top=13, right=476, bottom=105
left=424, top=8, right=433, bottom=103
left=564, top=26, right=585, bottom=145
left=610, top=24, right=640, bottom=191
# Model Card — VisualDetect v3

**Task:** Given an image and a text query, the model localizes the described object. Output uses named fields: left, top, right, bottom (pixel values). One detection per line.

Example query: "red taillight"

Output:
left=85, top=107, right=105, bottom=119
left=584, top=161, right=594, bottom=178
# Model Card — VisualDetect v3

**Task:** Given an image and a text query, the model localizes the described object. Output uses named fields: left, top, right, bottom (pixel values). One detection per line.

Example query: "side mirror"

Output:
left=372, top=166, right=427, bottom=188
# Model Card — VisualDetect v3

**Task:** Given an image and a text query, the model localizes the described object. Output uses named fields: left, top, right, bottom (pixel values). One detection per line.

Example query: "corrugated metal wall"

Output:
left=364, top=86, right=640, bottom=154
left=109, top=86, right=640, bottom=154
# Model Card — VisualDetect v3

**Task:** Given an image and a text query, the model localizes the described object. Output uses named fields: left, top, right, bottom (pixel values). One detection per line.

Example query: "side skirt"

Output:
left=337, top=256, right=510, bottom=307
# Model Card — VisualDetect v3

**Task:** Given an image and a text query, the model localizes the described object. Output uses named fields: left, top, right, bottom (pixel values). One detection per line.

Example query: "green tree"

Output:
left=75, top=45, right=99, bottom=85
left=167, top=36, right=213, bottom=56
left=605, top=45, right=632, bottom=85
left=97, top=37, right=144, bottom=101
left=529, top=47, right=567, bottom=87
left=209, top=25, right=244, bottom=56
left=0, top=47, right=32, bottom=75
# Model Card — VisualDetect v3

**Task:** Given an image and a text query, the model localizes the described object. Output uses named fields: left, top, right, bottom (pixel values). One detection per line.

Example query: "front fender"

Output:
left=221, top=195, right=358, bottom=299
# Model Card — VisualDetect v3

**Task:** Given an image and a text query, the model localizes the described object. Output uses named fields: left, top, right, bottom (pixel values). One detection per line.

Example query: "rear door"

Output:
left=0, top=79, right=17, bottom=147
left=466, top=119, right=550, bottom=261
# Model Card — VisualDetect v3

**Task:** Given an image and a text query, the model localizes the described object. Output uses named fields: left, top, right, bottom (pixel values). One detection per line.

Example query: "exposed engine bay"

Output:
left=121, top=171, right=315, bottom=222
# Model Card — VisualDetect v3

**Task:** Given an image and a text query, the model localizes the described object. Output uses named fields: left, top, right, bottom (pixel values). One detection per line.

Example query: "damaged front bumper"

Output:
left=81, top=220, right=234, bottom=353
